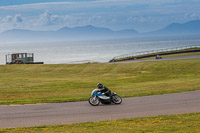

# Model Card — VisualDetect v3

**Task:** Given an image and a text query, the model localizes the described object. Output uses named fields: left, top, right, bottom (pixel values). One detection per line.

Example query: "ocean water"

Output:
left=0, top=36, right=200, bottom=65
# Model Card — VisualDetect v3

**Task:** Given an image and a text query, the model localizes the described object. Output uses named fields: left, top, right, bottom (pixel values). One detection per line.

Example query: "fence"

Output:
left=110, top=45, right=200, bottom=62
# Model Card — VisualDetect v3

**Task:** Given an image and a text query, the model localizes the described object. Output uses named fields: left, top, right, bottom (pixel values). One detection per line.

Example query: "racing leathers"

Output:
left=99, top=86, right=111, bottom=97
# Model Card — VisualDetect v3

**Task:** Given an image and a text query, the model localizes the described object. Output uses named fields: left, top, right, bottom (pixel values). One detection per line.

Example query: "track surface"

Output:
left=0, top=90, right=200, bottom=129
left=115, top=55, right=200, bottom=63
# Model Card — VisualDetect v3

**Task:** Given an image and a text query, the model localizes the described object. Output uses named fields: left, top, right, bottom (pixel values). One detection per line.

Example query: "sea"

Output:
left=0, top=36, right=200, bottom=65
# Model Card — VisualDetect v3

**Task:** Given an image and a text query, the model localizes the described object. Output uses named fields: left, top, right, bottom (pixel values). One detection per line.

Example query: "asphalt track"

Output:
left=115, top=55, right=200, bottom=63
left=0, top=90, right=200, bottom=129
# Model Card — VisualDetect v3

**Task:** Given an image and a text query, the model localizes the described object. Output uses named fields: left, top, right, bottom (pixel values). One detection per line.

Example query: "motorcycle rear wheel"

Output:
left=111, top=95, right=122, bottom=104
left=88, top=95, right=100, bottom=106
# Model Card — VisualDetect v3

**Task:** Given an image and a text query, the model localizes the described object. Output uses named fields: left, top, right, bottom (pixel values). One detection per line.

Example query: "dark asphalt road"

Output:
left=0, top=90, right=200, bottom=129
left=115, top=55, right=200, bottom=63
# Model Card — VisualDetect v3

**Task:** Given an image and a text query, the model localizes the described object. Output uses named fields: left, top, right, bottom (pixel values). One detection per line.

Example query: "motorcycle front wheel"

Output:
left=88, top=95, right=100, bottom=106
left=111, top=95, right=122, bottom=104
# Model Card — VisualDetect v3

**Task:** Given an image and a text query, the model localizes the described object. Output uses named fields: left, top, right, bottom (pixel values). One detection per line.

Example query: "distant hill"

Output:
left=148, top=20, right=200, bottom=36
left=58, top=25, right=113, bottom=34
left=0, top=25, right=138, bottom=43
left=0, top=20, right=200, bottom=43
left=58, top=25, right=138, bottom=39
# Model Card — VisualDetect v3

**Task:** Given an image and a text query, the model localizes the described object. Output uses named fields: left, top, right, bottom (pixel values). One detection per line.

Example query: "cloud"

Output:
left=0, top=0, right=175, bottom=12
left=184, top=13, right=200, bottom=19
left=2, top=15, right=13, bottom=22
left=36, top=10, right=76, bottom=26
left=1, top=14, right=23, bottom=23
left=0, top=14, right=24, bottom=32
left=14, top=14, right=23, bottom=23
left=127, top=16, right=146, bottom=23
left=34, top=10, right=108, bottom=28
left=0, top=0, right=200, bottom=33
left=0, top=0, right=200, bottom=16
left=127, top=16, right=155, bottom=23
left=38, top=10, right=53, bottom=26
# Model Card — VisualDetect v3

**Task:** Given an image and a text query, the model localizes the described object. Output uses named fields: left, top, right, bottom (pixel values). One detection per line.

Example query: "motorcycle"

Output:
left=88, top=89, right=122, bottom=106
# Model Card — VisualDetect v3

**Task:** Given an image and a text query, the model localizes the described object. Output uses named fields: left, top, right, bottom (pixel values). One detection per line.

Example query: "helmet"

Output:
left=97, top=83, right=103, bottom=89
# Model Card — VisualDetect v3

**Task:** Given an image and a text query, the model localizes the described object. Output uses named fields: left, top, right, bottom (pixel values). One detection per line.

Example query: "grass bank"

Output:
left=0, top=58, right=199, bottom=105
left=1, top=113, right=199, bottom=133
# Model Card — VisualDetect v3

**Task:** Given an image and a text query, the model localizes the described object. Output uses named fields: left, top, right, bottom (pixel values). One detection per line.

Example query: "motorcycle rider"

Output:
left=97, top=83, right=111, bottom=97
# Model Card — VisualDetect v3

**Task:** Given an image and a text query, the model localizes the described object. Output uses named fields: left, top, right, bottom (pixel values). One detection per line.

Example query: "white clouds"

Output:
left=35, top=10, right=73, bottom=26
left=37, top=10, right=85, bottom=26
left=1, top=14, right=23, bottom=23
left=38, top=10, right=53, bottom=26
left=0, top=0, right=175, bottom=12
left=14, top=14, right=23, bottom=23
left=127, top=16, right=146, bottom=23
left=36, top=10, right=74, bottom=26
left=127, top=16, right=155, bottom=23
left=0, top=14, right=24, bottom=32
left=34, top=10, right=108, bottom=28
left=184, top=13, right=200, bottom=19
left=0, top=0, right=199, bottom=16
left=0, top=0, right=200, bottom=33
left=2, top=15, right=13, bottom=22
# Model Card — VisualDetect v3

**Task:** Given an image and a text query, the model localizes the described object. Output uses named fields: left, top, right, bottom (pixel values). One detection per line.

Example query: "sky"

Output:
left=0, top=0, right=200, bottom=33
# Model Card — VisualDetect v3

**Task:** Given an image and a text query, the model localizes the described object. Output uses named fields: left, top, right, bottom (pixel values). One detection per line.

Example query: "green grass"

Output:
left=1, top=113, right=199, bottom=133
left=0, top=58, right=200, bottom=105
left=160, top=51, right=200, bottom=58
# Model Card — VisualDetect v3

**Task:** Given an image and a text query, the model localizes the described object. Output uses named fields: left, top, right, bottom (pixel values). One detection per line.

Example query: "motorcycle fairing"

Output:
left=91, top=89, right=110, bottom=100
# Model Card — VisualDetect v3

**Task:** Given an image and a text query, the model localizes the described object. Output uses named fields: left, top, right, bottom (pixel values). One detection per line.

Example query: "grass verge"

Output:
left=0, top=112, right=199, bottom=133
left=0, top=58, right=200, bottom=105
